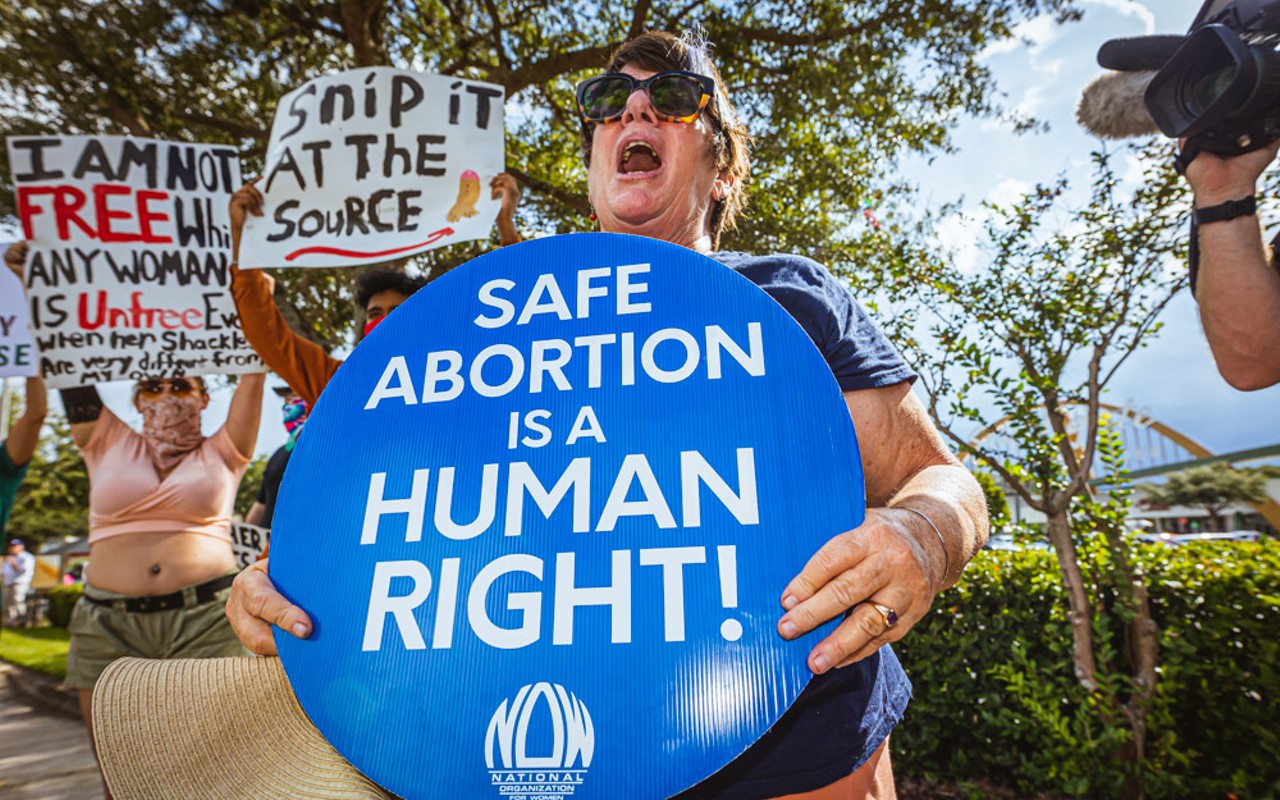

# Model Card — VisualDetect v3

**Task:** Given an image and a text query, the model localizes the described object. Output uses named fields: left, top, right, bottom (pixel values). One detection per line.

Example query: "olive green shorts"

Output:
left=65, top=579, right=247, bottom=690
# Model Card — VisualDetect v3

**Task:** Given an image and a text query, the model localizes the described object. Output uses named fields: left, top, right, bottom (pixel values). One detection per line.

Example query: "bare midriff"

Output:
left=85, top=531, right=236, bottom=596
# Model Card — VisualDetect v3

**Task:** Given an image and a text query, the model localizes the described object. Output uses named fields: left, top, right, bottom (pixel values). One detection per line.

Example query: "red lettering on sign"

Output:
left=137, top=190, right=172, bottom=243
left=16, top=186, right=94, bottom=241
left=78, top=291, right=202, bottom=331
left=15, top=184, right=173, bottom=243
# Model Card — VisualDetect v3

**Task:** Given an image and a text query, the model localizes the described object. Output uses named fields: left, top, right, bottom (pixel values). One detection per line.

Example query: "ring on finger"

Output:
left=870, top=602, right=899, bottom=630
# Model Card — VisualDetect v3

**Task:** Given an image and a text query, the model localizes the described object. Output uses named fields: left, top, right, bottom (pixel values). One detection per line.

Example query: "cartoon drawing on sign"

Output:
left=447, top=169, right=482, bottom=222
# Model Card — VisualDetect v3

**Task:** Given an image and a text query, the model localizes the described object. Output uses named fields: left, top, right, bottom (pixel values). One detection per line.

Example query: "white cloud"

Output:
left=980, top=14, right=1066, bottom=59
left=988, top=178, right=1035, bottom=207
left=935, top=213, right=985, bottom=273
left=1014, top=84, right=1048, bottom=118
left=1083, top=0, right=1157, bottom=35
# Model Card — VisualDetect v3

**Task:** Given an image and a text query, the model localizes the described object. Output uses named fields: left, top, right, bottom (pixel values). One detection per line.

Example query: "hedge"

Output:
left=45, top=584, right=83, bottom=629
left=892, top=540, right=1280, bottom=799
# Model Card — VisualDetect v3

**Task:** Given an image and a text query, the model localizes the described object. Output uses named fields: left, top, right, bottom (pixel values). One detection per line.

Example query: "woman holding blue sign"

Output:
left=224, top=30, right=986, bottom=800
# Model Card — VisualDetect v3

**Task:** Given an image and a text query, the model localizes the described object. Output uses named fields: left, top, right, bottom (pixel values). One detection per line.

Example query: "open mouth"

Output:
left=619, top=141, right=661, bottom=174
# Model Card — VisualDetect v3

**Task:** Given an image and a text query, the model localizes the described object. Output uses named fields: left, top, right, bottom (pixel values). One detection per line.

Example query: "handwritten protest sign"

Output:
left=231, top=522, right=270, bottom=570
left=240, top=68, right=506, bottom=269
left=6, top=136, right=262, bottom=388
left=272, top=233, right=866, bottom=800
left=0, top=249, right=37, bottom=378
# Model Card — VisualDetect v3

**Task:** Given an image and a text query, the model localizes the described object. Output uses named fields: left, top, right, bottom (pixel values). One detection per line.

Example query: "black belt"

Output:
left=84, top=573, right=236, bottom=614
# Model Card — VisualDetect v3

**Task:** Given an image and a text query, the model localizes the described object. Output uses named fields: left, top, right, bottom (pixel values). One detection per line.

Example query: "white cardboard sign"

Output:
left=240, top=68, right=506, bottom=268
left=7, top=136, right=263, bottom=388
left=0, top=247, right=37, bottom=378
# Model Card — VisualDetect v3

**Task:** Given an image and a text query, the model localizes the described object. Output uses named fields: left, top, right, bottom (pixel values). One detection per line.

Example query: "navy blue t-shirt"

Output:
left=675, top=252, right=916, bottom=799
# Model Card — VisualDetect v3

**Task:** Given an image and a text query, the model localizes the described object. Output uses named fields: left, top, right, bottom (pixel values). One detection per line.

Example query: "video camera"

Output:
left=1085, top=0, right=1280, bottom=156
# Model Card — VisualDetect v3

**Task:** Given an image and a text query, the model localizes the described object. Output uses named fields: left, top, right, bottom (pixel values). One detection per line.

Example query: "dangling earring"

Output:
left=588, top=206, right=598, bottom=222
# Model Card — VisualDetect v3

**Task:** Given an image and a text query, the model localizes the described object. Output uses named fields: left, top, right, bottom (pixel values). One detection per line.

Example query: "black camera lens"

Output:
left=1146, top=25, right=1261, bottom=137
left=1186, top=60, right=1240, bottom=115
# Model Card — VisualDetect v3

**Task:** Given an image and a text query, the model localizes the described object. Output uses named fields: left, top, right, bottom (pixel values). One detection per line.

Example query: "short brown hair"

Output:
left=580, top=30, right=752, bottom=249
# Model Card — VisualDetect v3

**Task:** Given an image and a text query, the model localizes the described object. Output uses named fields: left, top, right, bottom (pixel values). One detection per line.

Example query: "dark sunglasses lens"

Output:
left=649, top=75, right=704, bottom=117
left=170, top=379, right=193, bottom=393
left=582, top=76, right=634, bottom=120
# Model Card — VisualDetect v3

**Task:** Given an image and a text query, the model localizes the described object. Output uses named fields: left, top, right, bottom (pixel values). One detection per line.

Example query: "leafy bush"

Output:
left=893, top=541, right=1280, bottom=799
left=45, top=584, right=83, bottom=629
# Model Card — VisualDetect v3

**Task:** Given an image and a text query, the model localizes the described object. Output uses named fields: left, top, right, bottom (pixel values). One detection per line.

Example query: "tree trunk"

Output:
left=1045, top=510, right=1098, bottom=690
left=1100, top=526, right=1160, bottom=800
left=336, top=0, right=389, bottom=67
left=1117, top=579, right=1159, bottom=800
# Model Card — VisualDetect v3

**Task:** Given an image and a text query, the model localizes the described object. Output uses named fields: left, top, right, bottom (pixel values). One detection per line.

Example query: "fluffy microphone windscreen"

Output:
left=1077, top=70, right=1162, bottom=138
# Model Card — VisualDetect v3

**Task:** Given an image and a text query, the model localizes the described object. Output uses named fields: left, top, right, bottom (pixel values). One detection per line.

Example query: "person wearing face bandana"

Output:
left=225, top=173, right=523, bottom=408
left=245, top=389, right=310, bottom=529
left=0, top=267, right=267, bottom=800
left=54, top=371, right=264, bottom=799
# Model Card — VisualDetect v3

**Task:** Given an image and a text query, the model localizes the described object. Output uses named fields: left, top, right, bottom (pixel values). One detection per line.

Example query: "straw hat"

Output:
left=92, top=656, right=395, bottom=799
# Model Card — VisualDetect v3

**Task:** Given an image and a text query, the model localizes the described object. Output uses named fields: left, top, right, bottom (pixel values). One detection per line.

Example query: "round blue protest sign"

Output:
left=272, top=232, right=865, bottom=800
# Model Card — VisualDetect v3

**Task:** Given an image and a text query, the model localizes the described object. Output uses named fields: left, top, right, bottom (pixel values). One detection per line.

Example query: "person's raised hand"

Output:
left=491, top=172, right=522, bottom=246
left=226, top=558, right=312, bottom=656
left=491, top=172, right=521, bottom=217
left=1182, top=138, right=1280, bottom=206
left=776, top=507, right=944, bottom=674
left=4, top=241, right=29, bottom=280
left=229, top=178, right=265, bottom=243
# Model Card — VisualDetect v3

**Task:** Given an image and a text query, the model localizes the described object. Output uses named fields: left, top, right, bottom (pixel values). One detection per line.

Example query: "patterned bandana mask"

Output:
left=282, top=399, right=309, bottom=452
left=137, top=393, right=206, bottom=474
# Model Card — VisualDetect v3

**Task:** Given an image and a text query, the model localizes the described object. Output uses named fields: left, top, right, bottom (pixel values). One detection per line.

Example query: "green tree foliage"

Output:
left=0, top=0, right=1078, bottom=346
left=236, top=453, right=268, bottom=519
left=7, top=414, right=89, bottom=550
left=974, top=470, right=1011, bottom=527
left=859, top=143, right=1189, bottom=798
left=1141, top=466, right=1267, bottom=532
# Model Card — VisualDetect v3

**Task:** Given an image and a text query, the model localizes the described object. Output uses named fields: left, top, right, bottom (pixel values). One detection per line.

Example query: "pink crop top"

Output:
left=82, top=410, right=250, bottom=544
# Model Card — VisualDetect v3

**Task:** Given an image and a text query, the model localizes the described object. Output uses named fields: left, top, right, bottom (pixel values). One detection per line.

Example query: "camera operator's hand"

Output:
left=1182, top=138, right=1280, bottom=205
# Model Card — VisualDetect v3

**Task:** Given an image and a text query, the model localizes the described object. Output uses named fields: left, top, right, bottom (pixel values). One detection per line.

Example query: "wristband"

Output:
left=1193, top=195, right=1256, bottom=225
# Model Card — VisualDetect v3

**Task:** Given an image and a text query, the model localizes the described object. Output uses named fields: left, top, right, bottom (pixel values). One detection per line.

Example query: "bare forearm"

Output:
left=225, top=372, right=265, bottom=458
left=886, top=463, right=989, bottom=591
left=4, top=377, right=47, bottom=466
left=1196, top=219, right=1280, bottom=390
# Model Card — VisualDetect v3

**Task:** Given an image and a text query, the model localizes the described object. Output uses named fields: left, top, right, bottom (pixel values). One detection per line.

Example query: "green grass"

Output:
left=0, top=626, right=70, bottom=680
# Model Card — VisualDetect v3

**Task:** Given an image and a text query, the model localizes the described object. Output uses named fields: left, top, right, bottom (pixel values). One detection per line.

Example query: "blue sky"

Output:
left=36, top=0, right=1280, bottom=463
left=898, top=0, right=1280, bottom=458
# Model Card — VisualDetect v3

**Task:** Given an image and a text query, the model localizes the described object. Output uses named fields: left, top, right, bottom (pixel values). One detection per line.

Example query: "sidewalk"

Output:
left=0, top=662, right=104, bottom=800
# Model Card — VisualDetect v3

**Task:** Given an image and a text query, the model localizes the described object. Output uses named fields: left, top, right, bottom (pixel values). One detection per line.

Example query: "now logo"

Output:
left=485, top=683, right=595, bottom=770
